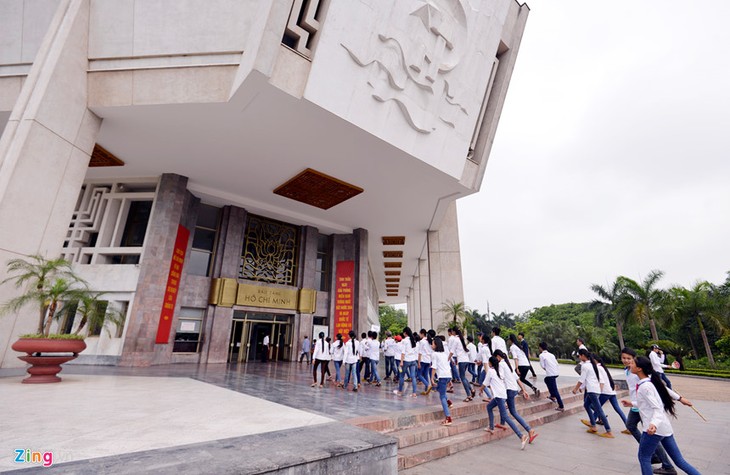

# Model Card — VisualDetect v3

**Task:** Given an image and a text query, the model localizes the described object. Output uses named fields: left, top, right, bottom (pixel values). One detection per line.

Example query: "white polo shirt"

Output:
left=483, top=366, right=507, bottom=399
left=636, top=378, right=673, bottom=437
left=539, top=350, right=559, bottom=377
left=491, top=335, right=507, bottom=355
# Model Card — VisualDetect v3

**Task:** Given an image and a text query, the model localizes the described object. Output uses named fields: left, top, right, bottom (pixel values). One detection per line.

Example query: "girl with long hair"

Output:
left=594, top=355, right=628, bottom=428
left=430, top=336, right=454, bottom=425
left=482, top=355, right=530, bottom=450
left=417, top=329, right=433, bottom=395
left=332, top=333, right=345, bottom=388
left=572, top=349, right=613, bottom=438
left=508, top=334, right=539, bottom=396
left=454, top=328, right=475, bottom=401
left=311, top=332, right=331, bottom=388
left=342, top=330, right=361, bottom=392
left=395, top=326, right=419, bottom=397
left=493, top=349, right=538, bottom=443
left=621, top=356, right=700, bottom=475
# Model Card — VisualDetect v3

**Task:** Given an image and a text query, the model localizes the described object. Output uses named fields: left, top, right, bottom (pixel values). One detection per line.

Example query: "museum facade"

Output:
left=0, top=0, right=528, bottom=367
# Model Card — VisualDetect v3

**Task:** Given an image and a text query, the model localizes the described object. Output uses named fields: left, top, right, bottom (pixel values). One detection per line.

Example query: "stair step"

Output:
left=395, top=390, right=628, bottom=470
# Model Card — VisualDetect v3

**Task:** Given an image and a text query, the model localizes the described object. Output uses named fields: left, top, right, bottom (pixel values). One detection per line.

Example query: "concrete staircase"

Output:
left=349, top=384, right=628, bottom=471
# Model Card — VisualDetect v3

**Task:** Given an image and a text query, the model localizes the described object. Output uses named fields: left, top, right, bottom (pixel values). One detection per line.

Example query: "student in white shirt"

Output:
left=417, top=329, right=434, bottom=395
left=331, top=333, right=345, bottom=388
left=382, top=331, right=396, bottom=381
left=367, top=331, right=382, bottom=386
left=342, top=330, right=361, bottom=392
left=621, top=348, right=692, bottom=474
left=454, top=329, right=475, bottom=401
left=595, top=355, right=628, bottom=428
left=311, top=332, right=331, bottom=388
left=482, top=356, right=529, bottom=450
left=538, top=342, right=564, bottom=411
left=508, top=333, right=540, bottom=396
left=430, top=336, right=454, bottom=425
left=447, top=328, right=461, bottom=384
left=357, top=332, right=370, bottom=386
left=476, top=334, right=493, bottom=398
left=650, top=345, right=673, bottom=389
left=395, top=327, right=420, bottom=397
left=491, top=327, right=508, bottom=355
left=466, top=335, right=478, bottom=384
left=493, top=349, right=538, bottom=444
left=621, top=356, right=700, bottom=475
left=572, top=349, right=613, bottom=438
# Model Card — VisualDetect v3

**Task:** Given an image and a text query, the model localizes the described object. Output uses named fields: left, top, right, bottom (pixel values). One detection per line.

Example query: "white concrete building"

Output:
left=0, top=0, right=528, bottom=367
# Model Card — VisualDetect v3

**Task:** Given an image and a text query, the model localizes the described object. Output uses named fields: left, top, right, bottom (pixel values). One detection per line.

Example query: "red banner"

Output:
left=333, top=261, right=355, bottom=340
left=155, top=225, right=190, bottom=344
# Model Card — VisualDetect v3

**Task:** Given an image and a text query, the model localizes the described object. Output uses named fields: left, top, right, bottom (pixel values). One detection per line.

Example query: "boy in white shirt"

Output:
left=538, top=342, right=563, bottom=411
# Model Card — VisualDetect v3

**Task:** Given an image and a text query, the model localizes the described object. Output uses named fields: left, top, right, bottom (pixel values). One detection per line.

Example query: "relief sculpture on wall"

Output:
left=342, top=0, right=476, bottom=134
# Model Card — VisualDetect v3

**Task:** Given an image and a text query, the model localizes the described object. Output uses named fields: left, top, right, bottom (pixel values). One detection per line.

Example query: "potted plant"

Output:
left=1, top=254, right=90, bottom=383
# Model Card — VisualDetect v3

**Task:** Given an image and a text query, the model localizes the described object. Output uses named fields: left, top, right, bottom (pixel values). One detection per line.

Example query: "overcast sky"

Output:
left=458, top=0, right=730, bottom=316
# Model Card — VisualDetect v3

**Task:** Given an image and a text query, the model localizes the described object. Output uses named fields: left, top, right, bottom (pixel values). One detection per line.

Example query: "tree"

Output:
left=56, top=292, right=126, bottom=337
left=617, top=270, right=665, bottom=341
left=437, top=300, right=469, bottom=332
left=660, top=282, right=726, bottom=368
left=590, top=279, right=633, bottom=350
left=378, top=305, right=408, bottom=339
left=1, top=255, right=88, bottom=337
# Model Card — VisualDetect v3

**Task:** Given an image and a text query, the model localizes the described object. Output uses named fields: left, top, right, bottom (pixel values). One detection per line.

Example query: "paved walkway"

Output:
left=0, top=362, right=728, bottom=473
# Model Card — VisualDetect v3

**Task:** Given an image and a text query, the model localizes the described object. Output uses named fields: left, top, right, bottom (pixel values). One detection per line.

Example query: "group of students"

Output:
left=571, top=343, right=699, bottom=475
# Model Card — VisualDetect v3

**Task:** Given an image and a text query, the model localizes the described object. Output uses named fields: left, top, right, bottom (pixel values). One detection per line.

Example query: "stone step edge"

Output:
left=348, top=384, right=580, bottom=433
left=397, top=401, right=589, bottom=470
left=391, top=392, right=592, bottom=449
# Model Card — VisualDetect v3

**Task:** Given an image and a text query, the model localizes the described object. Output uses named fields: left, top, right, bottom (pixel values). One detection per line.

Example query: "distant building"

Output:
left=0, top=0, right=528, bottom=367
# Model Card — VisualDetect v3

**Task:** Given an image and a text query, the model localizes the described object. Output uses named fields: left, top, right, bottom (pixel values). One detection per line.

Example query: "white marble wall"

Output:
left=305, top=0, right=512, bottom=179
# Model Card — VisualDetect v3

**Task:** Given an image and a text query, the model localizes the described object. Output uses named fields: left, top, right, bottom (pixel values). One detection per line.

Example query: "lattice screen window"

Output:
left=239, top=215, right=299, bottom=285
left=63, top=180, right=158, bottom=265
left=282, top=0, right=325, bottom=58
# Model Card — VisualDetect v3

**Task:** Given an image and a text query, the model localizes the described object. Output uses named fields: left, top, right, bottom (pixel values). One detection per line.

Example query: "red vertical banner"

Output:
left=333, top=260, right=355, bottom=340
left=156, top=225, right=190, bottom=344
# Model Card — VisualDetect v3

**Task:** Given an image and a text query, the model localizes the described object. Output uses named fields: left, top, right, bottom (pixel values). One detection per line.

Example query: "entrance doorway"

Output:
left=228, top=312, right=293, bottom=363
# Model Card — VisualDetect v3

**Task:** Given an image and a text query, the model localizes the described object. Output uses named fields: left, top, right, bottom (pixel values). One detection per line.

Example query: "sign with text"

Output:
left=236, top=284, right=299, bottom=310
left=156, top=225, right=190, bottom=344
left=333, top=260, right=355, bottom=339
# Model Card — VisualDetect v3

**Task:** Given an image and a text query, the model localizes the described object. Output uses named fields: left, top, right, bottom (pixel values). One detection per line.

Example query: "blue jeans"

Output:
left=599, top=394, right=628, bottom=425
left=477, top=368, right=493, bottom=398
left=399, top=361, right=418, bottom=393
left=343, top=362, right=358, bottom=389
left=626, top=409, right=674, bottom=469
left=468, top=363, right=478, bottom=382
left=370, top=359, right=381, bottom=383
left=506, top=389, right=531, bottom=431
left=544, top=376, right=564, bottom=408
left=585, top=392, right=611, bottom=432
left=659, top=372, right=672, bottom=389
left=639, top=433, right=700, bottom=475
left=458, top=362, right=472, bottom=396
left=486, top=397, right=523, bottom=439
left=417, top=362, right=432, bottom=389
left=385, top=356, right=396, bottom=378
left=334, top=360, right=342, bottom=383
left=437, top=377, right=451, bottom=417
left=450, top=360, right=459, bottom=381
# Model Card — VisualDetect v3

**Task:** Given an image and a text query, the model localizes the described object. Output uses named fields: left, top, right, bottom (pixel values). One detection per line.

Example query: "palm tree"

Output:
left=2, top=255, right=89, bottom=336
left=590, top=279, right=633, bottom=349
left=437, top=300, right=469, bottom=332
left=617, top=270, right=665, bottom=341
left=56, top=292, right=126, bottom=337
left=660, top=282, right=725, bottom=368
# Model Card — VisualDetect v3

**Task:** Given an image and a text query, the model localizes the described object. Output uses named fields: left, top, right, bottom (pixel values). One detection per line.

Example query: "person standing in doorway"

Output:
left=261, top=333, right=270, bottom=363
left=299, top=336, right=311, bottom=365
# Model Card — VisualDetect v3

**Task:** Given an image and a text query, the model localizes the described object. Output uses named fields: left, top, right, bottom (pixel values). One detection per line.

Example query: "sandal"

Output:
left=463, top=396, right=473, bottom=402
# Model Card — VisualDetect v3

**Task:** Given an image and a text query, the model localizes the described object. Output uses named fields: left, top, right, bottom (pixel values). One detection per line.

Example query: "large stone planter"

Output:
left=11, top=338, right=87, bottom=384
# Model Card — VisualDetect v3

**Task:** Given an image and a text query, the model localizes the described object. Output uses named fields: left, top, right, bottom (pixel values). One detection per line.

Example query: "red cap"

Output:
left=394, top=335, right=402, bottom=342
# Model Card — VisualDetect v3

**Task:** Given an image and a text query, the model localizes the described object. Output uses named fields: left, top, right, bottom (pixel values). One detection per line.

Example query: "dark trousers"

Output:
left=544, top=376, right=563, bottom=408
left=261, top=345, right=268, bottom=362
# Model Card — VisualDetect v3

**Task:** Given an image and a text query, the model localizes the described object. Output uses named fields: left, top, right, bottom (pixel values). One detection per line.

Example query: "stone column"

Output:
left=353, top=228, right=371, bottom=332
left=292, top=225, right=318, bottom=360
left=0, top=0, right=101, bottom=368
left=118, top=174, right=192, bottom=366
left=418, top=258, right=432, bottom=330
left=203, top=205, right=246, bottom=364
left=428, top=201, right=464, bottom=331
